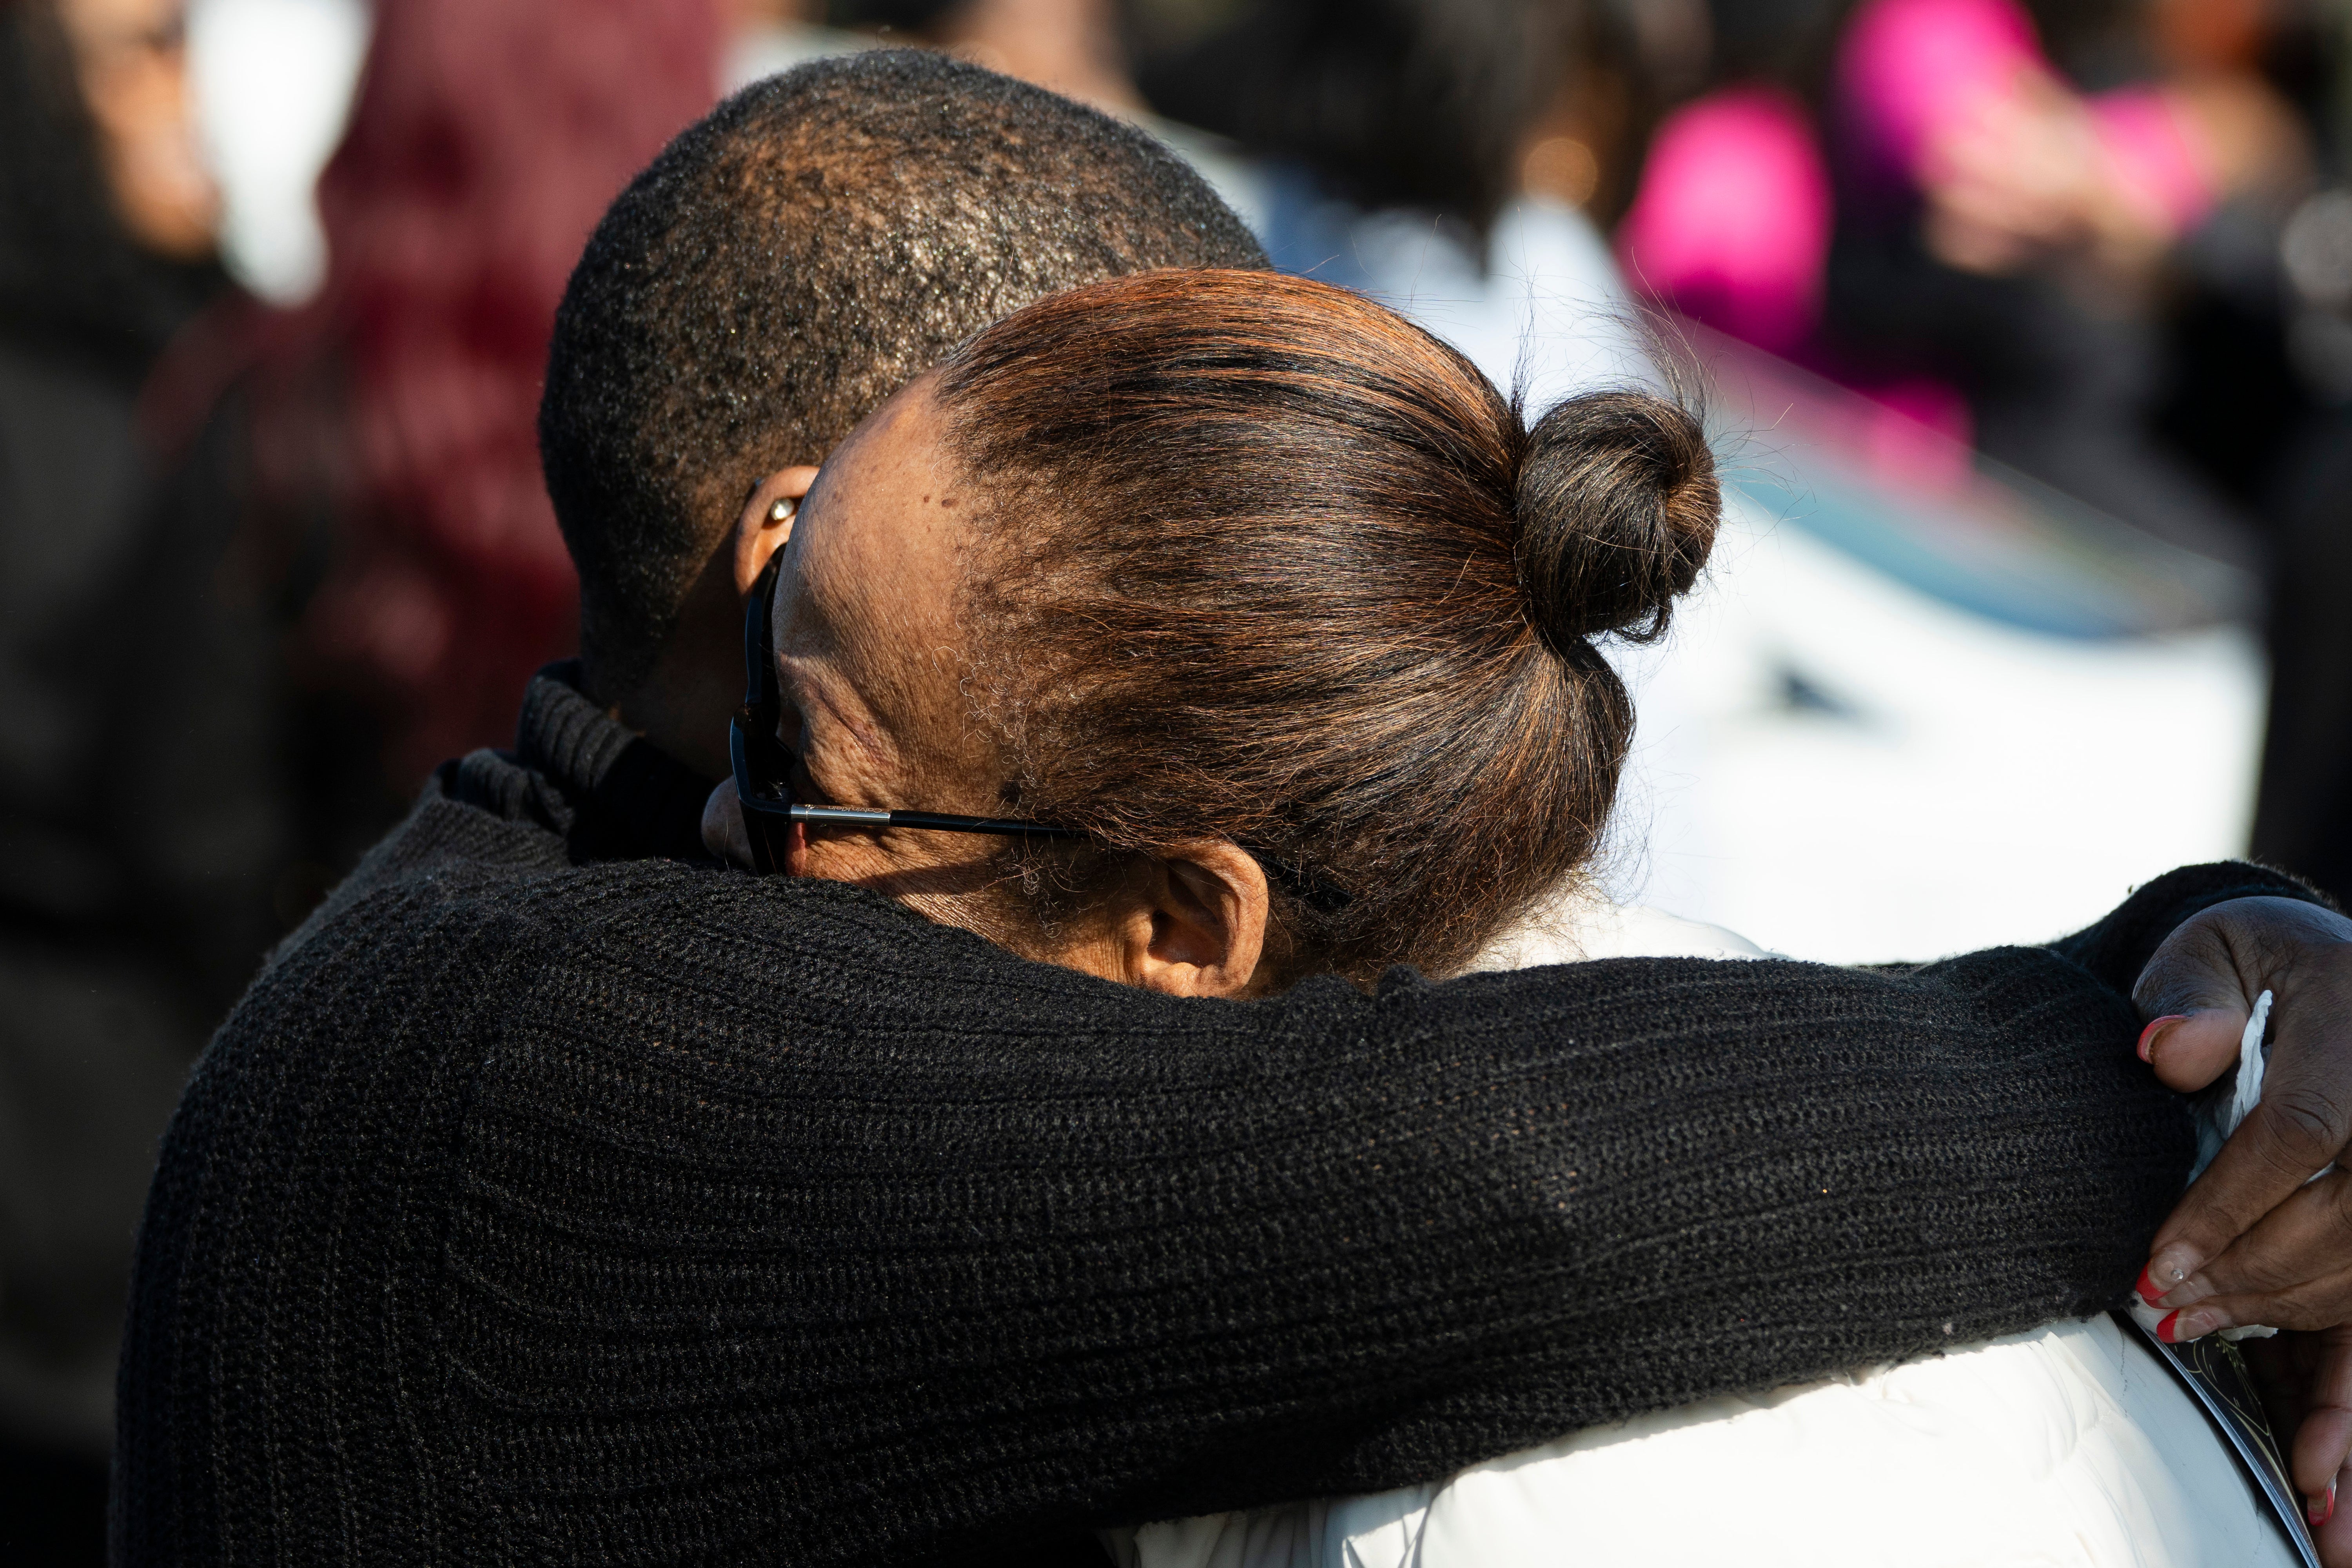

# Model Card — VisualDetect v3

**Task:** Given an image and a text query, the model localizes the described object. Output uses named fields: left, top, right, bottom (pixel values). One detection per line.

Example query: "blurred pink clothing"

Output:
left=1615, top=82, right=1976, bottom=483
left=1619, top=0, right=2222, bottom=496
left=2092, top=85, right=2217, bottom=235
left=1615, top=86, right=1831, bottom=355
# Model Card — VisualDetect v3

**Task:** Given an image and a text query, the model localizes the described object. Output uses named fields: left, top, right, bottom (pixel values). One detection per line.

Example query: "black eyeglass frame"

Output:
left=728, top=559, right=1351, bottom=912
left=729, top=559, right=1085, bottom=875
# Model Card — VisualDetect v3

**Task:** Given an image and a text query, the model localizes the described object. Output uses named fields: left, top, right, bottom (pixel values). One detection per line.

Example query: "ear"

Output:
left=732, top=466, right=823, bottom=597
left=1115, top=842, right=1270, bottom=998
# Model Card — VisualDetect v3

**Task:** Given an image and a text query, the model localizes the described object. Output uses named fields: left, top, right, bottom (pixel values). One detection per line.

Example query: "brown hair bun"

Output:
left=934, top=270, right=1715, bottom=982
left=1512, top=388, right=1720, bottom=648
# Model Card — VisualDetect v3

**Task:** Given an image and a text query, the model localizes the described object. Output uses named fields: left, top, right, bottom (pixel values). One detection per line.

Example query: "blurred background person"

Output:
left=1819, top=0, right=2310, bottom=561
left=1602, top=0, right=2352, bottom=925
left=1613, top=0, right=2326, bottom=537
left=2260, top=194, right=2352, bottom=915
left=833, top=0, right=1144, bottom=111
left=1, top=0, right=715, bottom=1559
left=0, top=0, right=227, bottom=1559
left=162, top=0, right=719, bottom=799
left=2252, top=11, right=2352, bottom=912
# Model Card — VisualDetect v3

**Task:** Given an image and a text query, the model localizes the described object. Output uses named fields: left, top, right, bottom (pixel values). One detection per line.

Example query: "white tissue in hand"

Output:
left=2131, top=994, right=2286, bottom=1341
left=2193, top=989, right=2274, bottom=1183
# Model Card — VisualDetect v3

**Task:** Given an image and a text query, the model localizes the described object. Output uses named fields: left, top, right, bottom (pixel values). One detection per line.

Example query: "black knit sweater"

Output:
left=114, top=668, right=2310, bottom=1566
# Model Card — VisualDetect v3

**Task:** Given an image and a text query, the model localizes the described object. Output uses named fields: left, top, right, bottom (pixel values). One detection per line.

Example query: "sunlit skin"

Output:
left=702, top=376, right=1272, bottom=998
left=56, top=0, right=218, bottom=259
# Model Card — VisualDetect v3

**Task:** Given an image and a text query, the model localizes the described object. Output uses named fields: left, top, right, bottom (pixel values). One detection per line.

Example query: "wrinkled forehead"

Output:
left=774, top=377, right=980, bottom=735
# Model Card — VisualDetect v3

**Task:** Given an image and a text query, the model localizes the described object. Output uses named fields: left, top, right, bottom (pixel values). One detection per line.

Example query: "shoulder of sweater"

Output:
left=438, top=868, right=2129, bottom=1054
left=249, top=854, right=1658, bottom=1098
left=266, top=739, right=704, bottom=972
left=262, top=761, right=572, bottom=970
left=267, top=853, right=1166, bottom=1038
left=2049, top=860, right=2331, bottom=995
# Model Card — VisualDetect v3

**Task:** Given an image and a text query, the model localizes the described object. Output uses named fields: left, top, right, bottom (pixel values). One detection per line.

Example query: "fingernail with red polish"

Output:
left=2309, top=1483, right=2334, bottom=1528
left=2137, top=1014, right=2190, bottom=1063
left=2157, top=1310, right=2185, bottom=1343
left=2146, top=1248, right=2198, bottom=1298
left=2134, top=1266, right=2165, bottom=1305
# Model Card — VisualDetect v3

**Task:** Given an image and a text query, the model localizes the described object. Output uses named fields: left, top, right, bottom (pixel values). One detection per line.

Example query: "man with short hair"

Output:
left=116, top=53, right=2352, bottom=1567
left=543, top=51, right=1263, bottom=783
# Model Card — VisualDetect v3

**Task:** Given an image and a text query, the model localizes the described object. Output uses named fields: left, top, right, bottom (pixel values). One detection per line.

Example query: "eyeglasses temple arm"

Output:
left=786, top=804, right=1083, bottom=839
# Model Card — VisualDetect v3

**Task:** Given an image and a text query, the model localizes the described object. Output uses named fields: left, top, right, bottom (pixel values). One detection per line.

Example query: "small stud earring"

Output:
left=768, top=497, right=796, bottom=524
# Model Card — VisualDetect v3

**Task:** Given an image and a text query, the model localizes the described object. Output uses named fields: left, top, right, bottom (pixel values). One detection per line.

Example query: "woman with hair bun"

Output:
left=714, top=268, right=1735, bottom=983
left=706, top=269, right=2298, bottom=1566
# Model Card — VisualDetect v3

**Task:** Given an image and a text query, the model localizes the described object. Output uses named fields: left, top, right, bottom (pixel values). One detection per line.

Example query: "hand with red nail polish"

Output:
left=2132, top=898, right=2352, bottom=1314
left=2134, top=897, right=2352, bottom=1563
left=2135, top=1014, right=2189, bottom=1065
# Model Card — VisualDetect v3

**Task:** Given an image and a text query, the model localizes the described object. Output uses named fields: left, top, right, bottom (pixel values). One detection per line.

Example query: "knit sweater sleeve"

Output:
left=120, top=860, right=2205, bottom=1568
left=2047, top=858, right=2334, bottom=995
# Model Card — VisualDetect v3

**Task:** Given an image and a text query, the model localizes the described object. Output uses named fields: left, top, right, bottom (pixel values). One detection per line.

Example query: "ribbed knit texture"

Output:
left=114, top=670, right=2310, bottom=1566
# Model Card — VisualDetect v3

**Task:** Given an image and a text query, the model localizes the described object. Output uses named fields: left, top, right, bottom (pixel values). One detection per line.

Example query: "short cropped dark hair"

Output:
left=539, top=50, right=1269, bottom=694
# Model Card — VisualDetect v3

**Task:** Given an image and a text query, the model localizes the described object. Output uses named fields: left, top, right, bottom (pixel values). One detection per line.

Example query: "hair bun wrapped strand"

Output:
left=1511, top=388, right=1721, bottom=648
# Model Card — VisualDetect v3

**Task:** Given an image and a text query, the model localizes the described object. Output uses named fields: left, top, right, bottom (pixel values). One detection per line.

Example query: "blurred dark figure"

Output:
left=2254, top=185, right=2352, bottom=905
left=0, top=0, right=225, bottom=1562
left=1, top=0, right=716, bottom=1559
left=1140, top=0, right=1602, bottom=234
left=162, top=0, right=722, bottom=792
left=143, top=0, right=721, bottom=897
left=1131, top=0, right=1681, bottom=397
